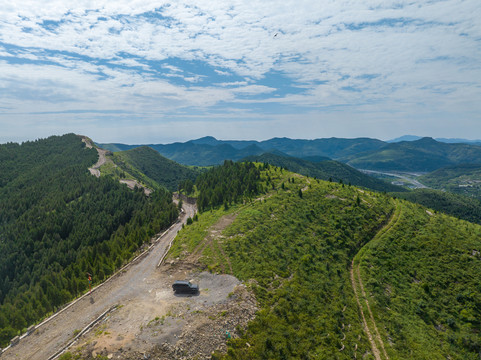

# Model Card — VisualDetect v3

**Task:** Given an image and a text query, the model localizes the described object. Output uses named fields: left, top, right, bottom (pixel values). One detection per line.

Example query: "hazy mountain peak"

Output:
left=387, top=135, right=423, bottom=143
left=189, top=136, right=219, bottom=145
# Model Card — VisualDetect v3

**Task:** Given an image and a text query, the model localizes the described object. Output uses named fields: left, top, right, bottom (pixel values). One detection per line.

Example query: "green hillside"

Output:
left=0, top=134, right=178, bottom=346
left=259, top=136, right=386, bottom=158
left=244, top=152, right=406, bottom=193
left=345, top=137, right=481, bottom=172
left=111, top=146, right=200, bottom=191
left=391, top=188, right=481, bottom=225
left=169, top=162, right=481, bottom=359
left=420, top=163, right=481, bottom=198
left=98, top=136, right=481, bottom=172
left=171, top=163, right=394, bottom=358
left=356, top=200, right=481, bottom=359
left=189, top=136, right=387, bottom=158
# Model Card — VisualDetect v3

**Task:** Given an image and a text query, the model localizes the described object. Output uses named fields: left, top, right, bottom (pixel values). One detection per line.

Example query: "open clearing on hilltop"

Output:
left=67, top=213, right=257, bottom=360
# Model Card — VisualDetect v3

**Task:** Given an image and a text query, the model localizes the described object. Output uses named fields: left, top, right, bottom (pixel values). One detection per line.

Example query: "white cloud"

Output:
left=0, top=0, right=480, bottom=142
left=214, top=69, right=231, bottom=76
left=214, top=81, right=248, bottom=87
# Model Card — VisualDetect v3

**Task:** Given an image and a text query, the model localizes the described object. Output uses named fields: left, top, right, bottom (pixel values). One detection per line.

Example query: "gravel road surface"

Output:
left=0, top=202, right=196, bottom=360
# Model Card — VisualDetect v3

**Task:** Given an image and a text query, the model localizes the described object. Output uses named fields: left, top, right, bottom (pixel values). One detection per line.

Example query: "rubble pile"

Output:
left=147, top=284, right=257, bottom=360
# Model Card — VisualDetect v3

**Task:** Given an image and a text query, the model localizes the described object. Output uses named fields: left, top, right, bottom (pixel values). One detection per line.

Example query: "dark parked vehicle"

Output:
left=172, top=280, right=199, bottom=294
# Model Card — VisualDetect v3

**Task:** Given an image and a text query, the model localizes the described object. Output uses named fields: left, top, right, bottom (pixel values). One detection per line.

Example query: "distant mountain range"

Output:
left=388, top=135, right=481, bottom=145
left=99, top=135, right=481, bottom=173
left=345, top=137, right=481, bottom=172
left=99, top=136, right=386, bottom=166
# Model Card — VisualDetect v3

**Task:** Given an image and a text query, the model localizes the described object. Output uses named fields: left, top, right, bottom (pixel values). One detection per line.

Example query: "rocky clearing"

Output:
left=71, top=271, right=256, bottom=360
left=68, top=214, right=257, bottom=360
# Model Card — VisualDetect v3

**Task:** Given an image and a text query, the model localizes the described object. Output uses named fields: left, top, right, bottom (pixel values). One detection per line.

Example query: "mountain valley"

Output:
left=1, top=134, right=480, bottom=359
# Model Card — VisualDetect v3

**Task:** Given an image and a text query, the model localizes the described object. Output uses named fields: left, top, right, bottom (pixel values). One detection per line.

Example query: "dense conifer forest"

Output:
left=0, top=134, right=178, bottom=346
left=189, top=160, right=263, bottom=212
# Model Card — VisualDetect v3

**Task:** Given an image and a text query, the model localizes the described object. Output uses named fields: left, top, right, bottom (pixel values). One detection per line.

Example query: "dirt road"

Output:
left=1, top=202, right=196, bottom=360
left=360, top=169, right=428, bottom=189
left=88, top=148, right=109, bottom=177
left=350, top=203, right=402, bottom=360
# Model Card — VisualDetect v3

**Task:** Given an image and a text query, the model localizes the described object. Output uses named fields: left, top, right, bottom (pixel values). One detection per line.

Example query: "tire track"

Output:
left=351, top=201, right=402, bottom=360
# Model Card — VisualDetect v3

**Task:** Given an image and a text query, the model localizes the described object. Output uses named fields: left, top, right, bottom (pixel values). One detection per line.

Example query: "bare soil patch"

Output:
left=119, top=179, right=153, bottom=196
left=69, top=212, right=257, bottom=360
left=88, top=148, right=110, bottom=177
left=71, top=271, right=256, bottom=360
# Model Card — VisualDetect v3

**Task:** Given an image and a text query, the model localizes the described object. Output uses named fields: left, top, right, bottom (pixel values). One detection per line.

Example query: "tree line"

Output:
left=0, top=134, right=178, bottom=346
left=180, top=160, right=263, bottom=212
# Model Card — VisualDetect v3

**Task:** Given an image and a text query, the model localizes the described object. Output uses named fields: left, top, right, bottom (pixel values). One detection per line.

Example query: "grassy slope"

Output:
left=95, top=143, right=138, bottom=152
left=244, top=152, right=405, bottom=193
left=171, top=166, right=396, bottom=359
left=357, top=200, right=481, bottom=359
left=171, top=164, right=481, bottom=359
left=113, top=146, right=200, bottom=191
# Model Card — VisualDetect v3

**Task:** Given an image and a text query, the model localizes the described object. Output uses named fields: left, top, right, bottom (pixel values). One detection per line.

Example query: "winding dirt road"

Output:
left=88, top=148, right=109, bottom=178
left=350, top=202, right=402, bottom=360
left=1, top=202, right=196, bottom=360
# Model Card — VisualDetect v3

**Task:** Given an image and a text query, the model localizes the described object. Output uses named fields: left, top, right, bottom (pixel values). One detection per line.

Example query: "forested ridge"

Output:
left=189, top=160, right=263, bottom=212
left=391, top=188, right=481, bottom=225
left=420, top=163, right=481, bottom=199
left=0, top=134, right=178, bottom=346
left=172, top=162, right=481, bottom=358
left=243, top=152, right=405, bottom=193
left=111, top=146, right=200, bottom=191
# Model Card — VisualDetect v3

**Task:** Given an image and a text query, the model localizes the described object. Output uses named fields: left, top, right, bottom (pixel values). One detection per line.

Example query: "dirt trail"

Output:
left=88, top=148, right=109, bottom=177
left=350, top=265, right=382, bottom=360
left=80, top=135, right=108, bottom=178
left=82, top=138, right=152, bottom=195
left=69, top=212, right=254, bottom=360
left=187, top=213, right=237, bottom=269
left=1, top=202, right=196, bottom=360
left=350, top=203, right=402, bottom=360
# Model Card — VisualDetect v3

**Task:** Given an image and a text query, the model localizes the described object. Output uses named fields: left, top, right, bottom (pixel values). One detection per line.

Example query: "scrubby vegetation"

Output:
left=357, top=200, right=481, bottom=359
left=222, top=177, right=394, bottom=359
left=173, top=163, right=396, bottom=358
left=172, top=161, right=481, bottom=359
left=244, top=152, right=405, bottom=193
left=392, top=188, right=481, bottom=225
left=0, top=135, right=178, bottom=346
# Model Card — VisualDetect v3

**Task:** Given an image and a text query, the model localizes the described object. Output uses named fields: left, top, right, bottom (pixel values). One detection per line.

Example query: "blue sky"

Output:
left=0, top=0, right=480, bottom=143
